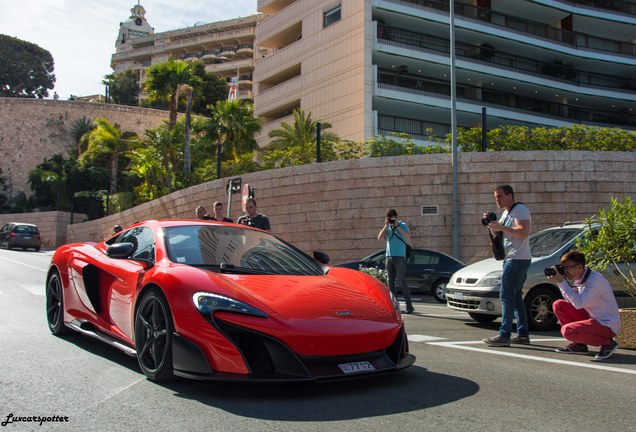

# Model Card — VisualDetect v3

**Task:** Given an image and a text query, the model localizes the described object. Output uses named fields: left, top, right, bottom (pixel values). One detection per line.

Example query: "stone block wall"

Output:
left=0, top=98, right=170, bottom=197
left=65, top=150, right=635, bottom=265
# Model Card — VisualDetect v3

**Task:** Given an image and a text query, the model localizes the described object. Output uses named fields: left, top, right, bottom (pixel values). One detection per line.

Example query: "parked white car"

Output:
left=446, top=222, right=634, bottom=331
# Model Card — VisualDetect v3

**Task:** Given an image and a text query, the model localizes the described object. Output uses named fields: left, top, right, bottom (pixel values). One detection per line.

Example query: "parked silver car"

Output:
left=445, top=222, right=634, bottom=331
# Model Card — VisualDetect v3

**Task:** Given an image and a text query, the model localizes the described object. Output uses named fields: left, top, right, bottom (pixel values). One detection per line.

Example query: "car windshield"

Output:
left=529, top=227, right=582, bottom=257
left=164, top=225, right=324, bottom=276
left=15, top=225, right=38, bottom=234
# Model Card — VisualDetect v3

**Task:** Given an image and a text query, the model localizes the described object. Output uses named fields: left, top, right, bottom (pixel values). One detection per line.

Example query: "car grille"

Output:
left=447, top=298, right=480, bottom=310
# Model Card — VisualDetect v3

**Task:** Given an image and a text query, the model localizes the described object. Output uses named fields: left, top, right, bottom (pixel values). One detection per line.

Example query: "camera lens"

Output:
left=544, top=267, right=556, bottom=277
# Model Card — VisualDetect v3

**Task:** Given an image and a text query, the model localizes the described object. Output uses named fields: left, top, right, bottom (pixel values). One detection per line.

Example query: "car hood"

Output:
left=219, top=269, right=396, bottom=321
left=449, top=254, right=568, bottom=290
left=451, top=258, right=503, bottom=280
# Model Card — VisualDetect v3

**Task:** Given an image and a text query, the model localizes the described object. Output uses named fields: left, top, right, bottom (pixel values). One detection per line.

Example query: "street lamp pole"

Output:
left=450, top=0, right=460, bottom=259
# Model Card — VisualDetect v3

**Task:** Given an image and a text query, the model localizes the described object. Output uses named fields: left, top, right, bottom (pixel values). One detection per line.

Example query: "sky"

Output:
left=1, top=0, right=257, bottom=99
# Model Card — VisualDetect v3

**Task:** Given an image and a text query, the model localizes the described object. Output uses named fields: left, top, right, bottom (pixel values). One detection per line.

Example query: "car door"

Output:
left=405, top=250, right=442, bottom=292
left=107, top=226, right=156, bottom=339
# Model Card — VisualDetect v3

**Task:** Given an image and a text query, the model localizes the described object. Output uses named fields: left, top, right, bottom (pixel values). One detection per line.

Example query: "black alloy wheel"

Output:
left=431, top=280, right=449, bottom=304
left=46, top=270, right=71, bottom=335
left=525, top=287, right=559, bottom=331
left=134, top=289, right=174, bottom=381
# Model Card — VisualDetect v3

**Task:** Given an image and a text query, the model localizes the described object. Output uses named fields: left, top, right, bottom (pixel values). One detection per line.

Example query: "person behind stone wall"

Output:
left=237, top=198, right=271, bottom=232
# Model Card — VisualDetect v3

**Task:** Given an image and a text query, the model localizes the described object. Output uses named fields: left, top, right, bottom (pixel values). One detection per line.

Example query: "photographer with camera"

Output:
left=482, top=185, right=532, bottom=347
left=237, top=198, right=271, bottom=232
left=377, top=208, right=414, bottom=314
left=547, top=250, right=620, bottom=360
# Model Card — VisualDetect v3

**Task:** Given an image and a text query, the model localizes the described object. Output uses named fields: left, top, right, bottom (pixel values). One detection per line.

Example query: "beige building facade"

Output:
left=254, top=1, right=369, bottom=145
left=254, top=0, right=636, bottom=146
left=111, top=3, right=265, bottom=102
left=110, top=1, right=636, bottom=147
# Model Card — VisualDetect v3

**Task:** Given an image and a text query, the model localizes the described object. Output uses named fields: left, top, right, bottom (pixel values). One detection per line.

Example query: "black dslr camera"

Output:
left=544, top=265, right=565, bottom=277
left=481, top=212, right=497, bottom=226
left=241, top=217, right=256, bottom=227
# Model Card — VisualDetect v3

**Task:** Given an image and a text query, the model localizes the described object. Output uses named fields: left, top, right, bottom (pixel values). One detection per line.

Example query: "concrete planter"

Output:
left=616, top=308, right=636, bottom=349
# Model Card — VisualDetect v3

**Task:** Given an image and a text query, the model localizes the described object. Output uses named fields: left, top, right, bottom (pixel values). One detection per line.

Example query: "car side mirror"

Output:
left=313, top=251, right=330, bottom=265
left=107, top=242, right=154, bottom=269
left=107, top=242, right=135, bottom=258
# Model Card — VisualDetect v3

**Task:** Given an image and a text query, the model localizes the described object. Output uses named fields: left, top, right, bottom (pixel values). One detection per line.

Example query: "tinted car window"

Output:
left=410, top=251, right=439, bottom=265
left=529, top=228, right=582, bottom=257
left=15, top=225, right=39, bottom=235
left=117, top=226, right=155, bottom=261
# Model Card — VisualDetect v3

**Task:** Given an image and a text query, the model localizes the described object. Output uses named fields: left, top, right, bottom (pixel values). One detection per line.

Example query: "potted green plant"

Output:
left=576, top=196, right=636, bottom=348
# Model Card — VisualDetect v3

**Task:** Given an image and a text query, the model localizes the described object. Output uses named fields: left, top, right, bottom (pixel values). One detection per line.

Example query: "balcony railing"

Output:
left=562, top=0, right=636, bottom=16
left=385, top=0, right=636, bottom=57
left=377, top=23, right=636, bottom=92
left=377, top=69, right=636, bottom=127
left=378, top=114, right=451, bottom=141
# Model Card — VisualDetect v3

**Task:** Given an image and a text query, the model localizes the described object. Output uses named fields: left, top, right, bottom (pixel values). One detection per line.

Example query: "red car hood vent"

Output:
left=223, top=274, right=394, bottom=320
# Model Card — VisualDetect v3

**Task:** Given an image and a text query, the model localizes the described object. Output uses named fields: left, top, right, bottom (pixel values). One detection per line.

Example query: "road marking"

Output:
left=409, top=335, right=446, bottom=342
left=0, top=255, right=47, bottom=272
left=425, top=338, right=636, bottom=375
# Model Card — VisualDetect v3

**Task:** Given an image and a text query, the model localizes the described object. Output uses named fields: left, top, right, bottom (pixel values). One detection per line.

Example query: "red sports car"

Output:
left=46, top=220, right=415, bottom=381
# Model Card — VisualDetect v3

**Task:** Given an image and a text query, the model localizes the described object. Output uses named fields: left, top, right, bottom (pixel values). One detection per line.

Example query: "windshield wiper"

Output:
left=188, top=262, right=272, bottom=274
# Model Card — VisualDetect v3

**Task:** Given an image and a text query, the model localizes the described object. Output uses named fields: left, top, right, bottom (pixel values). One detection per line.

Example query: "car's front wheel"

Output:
left=134, top=288, right=174, bottom=381
left=431, top=280, right=449, bottom=303
left=525, top=287, right=559, bottom=331
left=468, top=312, right=498, bottom=323
left=46, top=270, right=72, bottom=335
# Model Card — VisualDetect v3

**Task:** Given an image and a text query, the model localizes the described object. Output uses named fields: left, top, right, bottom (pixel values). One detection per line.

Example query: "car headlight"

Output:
left=474, top=271, right=503, bottom=288
left=193, top=292, right=269, bottom=318
left=389, top=290, right=401, bottom=312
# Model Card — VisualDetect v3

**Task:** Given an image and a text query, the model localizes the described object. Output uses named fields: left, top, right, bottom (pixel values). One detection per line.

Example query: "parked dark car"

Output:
left=0, top=222, right=41, bottom=251
left=336, top=248, right=465, bottom=303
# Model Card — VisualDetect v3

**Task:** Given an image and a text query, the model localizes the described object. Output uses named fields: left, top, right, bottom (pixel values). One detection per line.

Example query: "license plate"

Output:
left=454, top=292, right=464, bottom=300
left=338, top=361, right=375, bottom=374
left=23, top=236, right=31, bottom=240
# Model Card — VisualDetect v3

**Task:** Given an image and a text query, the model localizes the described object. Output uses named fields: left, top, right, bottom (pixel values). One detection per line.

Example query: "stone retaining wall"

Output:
left=64, top=150, right=635, bottom=265
left=0, top=98, right=170, bottom=197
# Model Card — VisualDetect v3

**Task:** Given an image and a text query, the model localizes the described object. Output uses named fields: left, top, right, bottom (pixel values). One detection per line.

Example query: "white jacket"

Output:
left=557, top=268, right=621, bottom=334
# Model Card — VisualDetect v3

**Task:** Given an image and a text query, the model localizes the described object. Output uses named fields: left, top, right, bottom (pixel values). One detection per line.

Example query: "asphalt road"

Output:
left=1, top=248, right=635, bottom=432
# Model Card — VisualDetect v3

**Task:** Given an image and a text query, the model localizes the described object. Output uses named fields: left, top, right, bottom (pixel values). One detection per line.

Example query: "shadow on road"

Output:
left=161, top=366, right=479, bottom=420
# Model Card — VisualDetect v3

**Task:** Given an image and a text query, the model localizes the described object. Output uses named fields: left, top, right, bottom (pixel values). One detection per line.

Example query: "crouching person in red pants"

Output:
left=546, top=250, right=621, bottom=361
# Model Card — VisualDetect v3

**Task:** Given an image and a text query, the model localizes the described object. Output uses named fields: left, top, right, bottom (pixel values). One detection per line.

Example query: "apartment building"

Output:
left=111, top=3, right=265, bottom=101
left=254, top=0, right=636, bottom=145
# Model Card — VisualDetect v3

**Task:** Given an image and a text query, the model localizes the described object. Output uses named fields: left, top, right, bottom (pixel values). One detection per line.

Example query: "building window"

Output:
left=324, top=4, right=341, bottom=28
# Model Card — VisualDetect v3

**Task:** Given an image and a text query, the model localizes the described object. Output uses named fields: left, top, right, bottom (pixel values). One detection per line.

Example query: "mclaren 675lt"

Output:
left=46, top=220, right=414, bottom=382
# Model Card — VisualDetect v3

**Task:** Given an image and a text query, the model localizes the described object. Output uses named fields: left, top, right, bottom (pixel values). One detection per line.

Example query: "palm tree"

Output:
left=144, top=59, right=202, bottom=131
left=267, top=108, right=340, bottom=163
left=80, top=118, right=136, bottom=195
left=206, top=100, right=261, bottom=163
left=68, top=116, right=93, bottom=156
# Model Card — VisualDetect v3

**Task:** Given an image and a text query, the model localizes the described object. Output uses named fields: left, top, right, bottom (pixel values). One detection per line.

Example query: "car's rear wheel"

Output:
left=46, top=270, right=72, bottom=335
left=431, top=280, right=449, bottom=303
left=134, top=289, right=174, bottom=381
left=525, top=287, right=559, bottom=331
left=468, top=312, right=498, bottom=323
